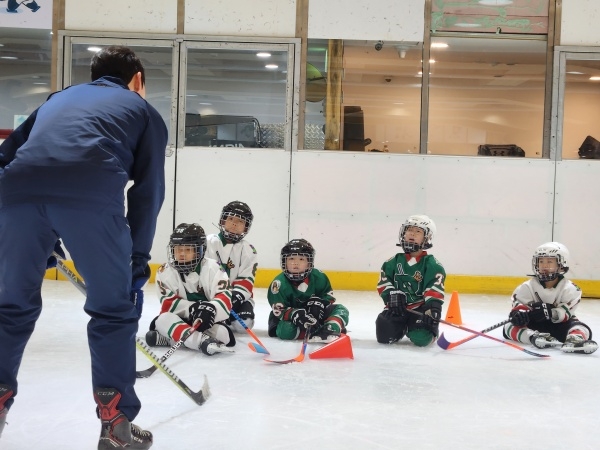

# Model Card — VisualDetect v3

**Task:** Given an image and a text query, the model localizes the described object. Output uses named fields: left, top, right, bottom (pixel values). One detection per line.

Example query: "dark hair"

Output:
left=90, top=46, right=145, bottom=86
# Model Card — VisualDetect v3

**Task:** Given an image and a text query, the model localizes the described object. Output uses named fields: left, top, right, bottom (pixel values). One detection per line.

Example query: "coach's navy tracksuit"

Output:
left=0, top=76, right=167, bottom=420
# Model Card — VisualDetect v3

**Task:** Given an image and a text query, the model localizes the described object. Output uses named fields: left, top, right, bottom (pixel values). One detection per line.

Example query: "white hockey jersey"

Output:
left=205, top=233, right=258, bottom=304
left=155, top=257, right=232, bottom=323
left=511, top=276, right=581, bottom=323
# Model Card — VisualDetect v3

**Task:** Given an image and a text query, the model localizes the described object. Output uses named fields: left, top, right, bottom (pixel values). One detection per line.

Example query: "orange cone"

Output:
left=309, top=334, right=354, bottom=360
left=444, top=291, right=463, bottom=325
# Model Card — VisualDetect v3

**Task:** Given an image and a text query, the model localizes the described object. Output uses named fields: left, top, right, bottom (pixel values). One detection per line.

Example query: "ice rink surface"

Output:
left=2, top=280, right=600, bottom=450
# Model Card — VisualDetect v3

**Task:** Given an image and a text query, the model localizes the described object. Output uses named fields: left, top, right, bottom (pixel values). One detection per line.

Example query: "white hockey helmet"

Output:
left=532, top=242, right=570, bottom=282
left=398, top=214, right=436, bottom=253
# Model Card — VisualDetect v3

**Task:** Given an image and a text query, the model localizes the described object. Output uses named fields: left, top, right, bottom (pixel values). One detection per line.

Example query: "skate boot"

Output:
left=0, top=384, right=13, bottom=438
left=145, top=330, right=171, bottom=347
left=199, top=334, right=234, bottom=356
left=7, top=0, right=19, bottom=13
left=309, top=324, right=344, bottom=344
left=529, top=332, right=561, bottom=349
left=95, top=387, right=152, bottom=449
left=561, top=335, right=598, bottom=354
left=24, top=0, right=41, bottom=12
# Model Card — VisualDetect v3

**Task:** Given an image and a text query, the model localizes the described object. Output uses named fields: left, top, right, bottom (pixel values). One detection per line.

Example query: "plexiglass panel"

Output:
left=560, top=57, right=600, bottom=160
left=70, top=43, right=173, bottom=128
left=427, top=36, right=547, bottom=157
left=306, top=39, right=423, bottom=153
left=184, top=46, right=289, bottom=149
left=0, top=28, right=52, bottom=133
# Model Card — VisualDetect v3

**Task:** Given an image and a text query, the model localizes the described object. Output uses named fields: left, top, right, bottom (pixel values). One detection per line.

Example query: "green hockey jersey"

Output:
left=377, top=252, right=446, bottom=308
left=268, top=269, right=335, bottom=322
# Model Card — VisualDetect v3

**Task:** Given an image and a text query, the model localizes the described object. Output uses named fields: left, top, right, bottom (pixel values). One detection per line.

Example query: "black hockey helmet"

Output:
left=219, top=201, right=254, bottom=243
left=168, top=223, right=206, bottom=275
left=280, top=238, right=315, bottom=282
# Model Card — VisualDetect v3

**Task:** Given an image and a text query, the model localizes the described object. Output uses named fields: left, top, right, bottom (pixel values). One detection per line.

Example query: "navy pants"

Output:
left=0, top=203, right=141, bottom=420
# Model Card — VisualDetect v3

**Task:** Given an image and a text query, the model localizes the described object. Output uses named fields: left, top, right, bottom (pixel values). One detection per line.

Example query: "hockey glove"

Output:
left=46, top=239, right=66, bottom=269
left=290, top=309, right=317, bottom=329
left=189, top=302, right=217, bottom=332
left=231, top=291, right=245, bottom=310
left=387, top=290, right=407, bottom=317
left=130, top=265, right=151, bottom=318
left=509, top=308, right=530, bottom=326
left=306, top=296, right=327, bottom=325
left=422, top=302, right=442, bottom=331
left=528, top=301, right=552, bottom=323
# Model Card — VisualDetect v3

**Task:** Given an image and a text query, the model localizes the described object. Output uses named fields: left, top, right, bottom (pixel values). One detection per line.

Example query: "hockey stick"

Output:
left=215, top=251, right=270, bottom=354
left=405, top=309, right=549, bottom=358
left=135, top=337, right=210, bottom=405
left=53, top=253, right=211, bottom=404
left=135, top=320, right=202, bottom=378
left=437, top=319, right=510, bottom=350
left=263, top=327, right=312, bottom=364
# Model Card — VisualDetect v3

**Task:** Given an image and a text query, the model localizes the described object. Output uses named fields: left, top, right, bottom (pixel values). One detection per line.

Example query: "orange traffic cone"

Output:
left=444, top=291, right=463, bottom=325
left=309, top=334, right=354, bottom=360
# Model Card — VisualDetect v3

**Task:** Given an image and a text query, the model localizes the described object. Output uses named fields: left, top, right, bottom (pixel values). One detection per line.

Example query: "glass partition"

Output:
left=559, top=56, right=600, bottom=160
left=427, top=36, right=547, bottom=157
left=69, top=41, right=174, bottom=129
left=183, top=43, right=291, bottom=149
left=306, top=39, right=423, bottom=153
left=0, top=28, right=52, bottom=134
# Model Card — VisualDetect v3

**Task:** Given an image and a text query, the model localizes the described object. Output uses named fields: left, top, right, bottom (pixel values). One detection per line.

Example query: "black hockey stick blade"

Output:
left=136, top=337, right=210, bottom=405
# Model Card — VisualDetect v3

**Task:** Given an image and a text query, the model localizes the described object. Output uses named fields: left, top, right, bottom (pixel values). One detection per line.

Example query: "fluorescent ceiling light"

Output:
left=478, top=0, right=513, bottom=5
left=257, top=52, right=271, bottom=58
left=0, top=56, right=17, bottom=60
left=265, top=64, right=278, bottom=69
left=589, top=76, right=600, bottom=81
left=431, top=43, right=448, bottom=49
left=567, top=71, right=584, bottom=75
left=87, top=47, right=102, bottom=52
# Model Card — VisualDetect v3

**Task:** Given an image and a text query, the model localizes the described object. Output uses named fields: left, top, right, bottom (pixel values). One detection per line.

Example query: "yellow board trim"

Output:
left=44, top=263, right=600, bottom=298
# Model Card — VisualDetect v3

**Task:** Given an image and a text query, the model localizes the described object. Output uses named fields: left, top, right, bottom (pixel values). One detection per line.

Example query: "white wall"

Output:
left=65, top=0, right=178, bottom=33
left=561, top=0, right=600, bottom=46
left=308, top=0, right=424, bottom=41
left=185, top=0, right=297, bottom=37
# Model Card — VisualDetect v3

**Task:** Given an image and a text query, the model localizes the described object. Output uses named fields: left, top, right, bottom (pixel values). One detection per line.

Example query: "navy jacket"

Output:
left=0, top=76, right=168, bottom=279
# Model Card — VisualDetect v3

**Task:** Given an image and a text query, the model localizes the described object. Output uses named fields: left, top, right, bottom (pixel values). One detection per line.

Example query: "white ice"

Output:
left=2, top=280, right=600, bottom=450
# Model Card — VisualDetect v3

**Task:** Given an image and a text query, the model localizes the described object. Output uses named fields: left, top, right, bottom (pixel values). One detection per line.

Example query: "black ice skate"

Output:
left=95, top=387, right=152, bottom=449
left=561, top=335, right=598, bottom=354
left=24, top=0, right=41, bottom=12
left=145, top=330, right=171, bottom=347
left=199, top=335, right=234, bottom=356
left=0, top=384, right=13, bottom=438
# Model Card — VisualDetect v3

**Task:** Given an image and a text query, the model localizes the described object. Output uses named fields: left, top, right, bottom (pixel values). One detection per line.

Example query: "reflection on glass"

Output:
left=562, top=59, right=600, bottom=160
left=428, top=36, right=546, bottom=158
left=71, top=44, right=173, bottom=126
left=306, top=39, right=423, bottom=153
left=185, top=48, right=288, bottom=149
left=0, top=28, right=52, bottom=131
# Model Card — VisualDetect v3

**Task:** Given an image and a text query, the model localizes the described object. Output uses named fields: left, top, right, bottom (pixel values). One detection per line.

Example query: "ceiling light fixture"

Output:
left=478, top=0, right=513, bottom=5
left=431, top=43, right=448, bottom=49
left=257, top=52, right=271, bottom=58
left=87, top=46, right=102, bottom=52
left=265, top=64, right=278, bottom=69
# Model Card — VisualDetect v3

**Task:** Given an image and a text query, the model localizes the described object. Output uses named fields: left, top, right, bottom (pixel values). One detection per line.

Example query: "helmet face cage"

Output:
left=280, top=239, right=315, bottom=282
left=399, top=215, right=435, bottom=253
left=219, top=201, right=254, bottom=243
left=168, top=223, right=206, bottom=275
left=532, top=242, right=569, bottom=282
